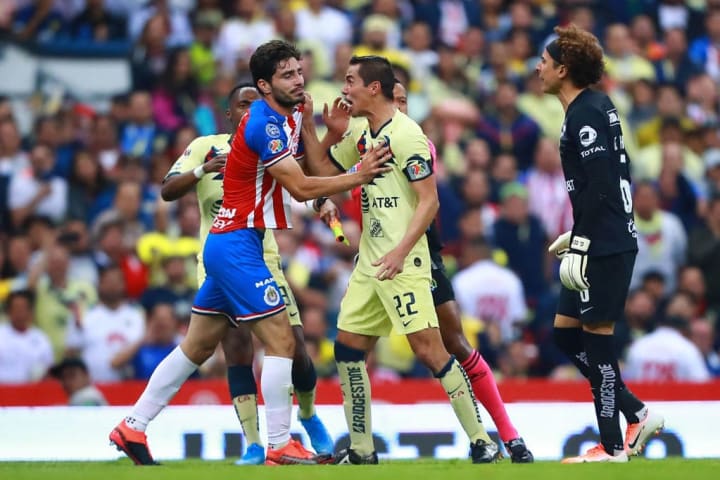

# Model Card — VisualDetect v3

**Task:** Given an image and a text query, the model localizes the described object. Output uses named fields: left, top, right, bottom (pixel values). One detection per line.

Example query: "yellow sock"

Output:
left=337, top=359, right=374, bottom=456
left=232, top=394, right=262, bottom=446
left=295, top=387, right=317, bottom=419
left=437, top=359, right=492, bottom=444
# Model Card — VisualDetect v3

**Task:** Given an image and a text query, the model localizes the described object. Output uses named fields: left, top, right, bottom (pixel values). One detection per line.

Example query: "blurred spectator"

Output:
left=704, top=149, right=720, bottom=198
left=689, top=9, right=720, bottom=83
left=49, top=357, right=108, bottom=406
left=188, top=8, right=222, bottom=87
left=524, top=138, right=573, bottom=240
left=685, top=73, right=719, bottom=128
left=497, top=340, right=536, bottom=380
left=69, top=0, right=126, bottom=42
left=457, top=168, right=497, bottom=240
left=140, top=254, right=194, bottom=324
left=413, top=0, right=481, bottom=48
left=60, top=219, right=99, bottom=286
left=687, top=195, right=720, bottom=313
left=119, top=91, right=168, bottom=159
left=152, top=47, right=215, bottom=135
left=656, top=142, right=700, bottom=231
left=131, top=14, right=171, bottom=90
left=654, top=28, right=702, bottom=90
left=30, top=241, right=98, bottom=361
left=353, top=14, right=409, bottom=70
left=517, top=73, right=565, bottom=143
left=627, top=79, right=657, bottom=131
left=452, top=236, right=527, bottom=348
left=604, top=23, right=656, bottom=85
left=8, top=144, right=68, bottom=229
left=624, top=293, right=710, bottom=382
left=94, top=180, right=153, bottom=250
left=689, top=319, right=720, bottom=377
left=86, top=113, right=121, bottom=179
left=295, top=0, right=352, bottom=73
left=616, top=288, right=657, bottom=355
left=0, top=118, right=29, bottom=233
left=32, top=114, right=80, bottom=179
left=401, top=21, right=437, bottom=87
left=214, top=0, right=276, bottom=75
left=634, top=83, right=694, bottom=149
left=457, top=26, right=485, bottom=89
left=65, top=265, right=145, bottom=382
left=111, top=302, right=181, bottom=380
left=11, top=0, right=66, bottom=42
left=67, top=149, right=112, bottom=224
left=678, top=265, right=708, bottom=318
left=475, top=81, right=541, bottom=171
left=635, top=116, right=704, bottom=186
left=631, top=181, right=687, bottom=294
left=0, top=290, right=53, bottom=383
left=92, top=219, right=149, bottom=299
left=129, top=0, right=192, bottom=48
left=0, top=118, right=29, bottom=176
left=492, top=182, right=549, bottom=304
left=630, top=14, right=664, bottom=63
left=2, top=233, right=33, bottom=292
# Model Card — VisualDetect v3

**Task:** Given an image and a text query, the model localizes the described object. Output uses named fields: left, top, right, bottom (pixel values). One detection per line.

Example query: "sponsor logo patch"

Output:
left=607, top=109, right=620, bottom=126
left=265, top=124, right=281, bottom=138
left=369, top=218, right=383, bottom=237
left=405, top=155, right=432, bottom=181
left=579, top=125, right=597, bottom=147
left=268, top=139, right=284, bottom=154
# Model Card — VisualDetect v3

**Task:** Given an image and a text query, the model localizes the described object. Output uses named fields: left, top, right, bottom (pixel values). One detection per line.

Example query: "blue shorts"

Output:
left=192, top=229, right=286, bottom=325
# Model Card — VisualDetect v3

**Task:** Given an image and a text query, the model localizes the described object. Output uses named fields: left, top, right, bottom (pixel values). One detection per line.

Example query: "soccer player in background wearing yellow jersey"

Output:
left=159, top=84, right=334, bottom=464
left=301, top=56, right=500, bottom=464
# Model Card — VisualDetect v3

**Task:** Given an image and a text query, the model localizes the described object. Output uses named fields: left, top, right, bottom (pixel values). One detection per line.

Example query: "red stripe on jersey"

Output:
left=210, top=101, right=302, bottom=233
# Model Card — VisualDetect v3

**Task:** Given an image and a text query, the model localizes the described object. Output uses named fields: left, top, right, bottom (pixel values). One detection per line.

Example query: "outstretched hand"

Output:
left=357, top=141, right=392, bottom=183
left=323, top=97, right=351, bottom=140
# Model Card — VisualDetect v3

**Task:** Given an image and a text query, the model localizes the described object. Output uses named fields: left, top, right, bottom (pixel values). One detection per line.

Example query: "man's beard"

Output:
left=274, top=88, right=302, bottom=108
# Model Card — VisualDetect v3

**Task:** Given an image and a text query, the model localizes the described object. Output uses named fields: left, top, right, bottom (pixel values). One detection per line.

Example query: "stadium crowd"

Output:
left=0, top=0, right=719, bottom=387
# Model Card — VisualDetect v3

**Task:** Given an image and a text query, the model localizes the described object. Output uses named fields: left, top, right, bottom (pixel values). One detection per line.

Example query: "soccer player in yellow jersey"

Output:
left=160, top=84, right=334, bottom=464
left=302, top=56, right=500, bottom=464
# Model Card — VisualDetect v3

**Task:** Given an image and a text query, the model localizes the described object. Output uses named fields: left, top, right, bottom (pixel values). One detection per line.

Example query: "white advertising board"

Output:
left=0, top=402, right=717, bottom=461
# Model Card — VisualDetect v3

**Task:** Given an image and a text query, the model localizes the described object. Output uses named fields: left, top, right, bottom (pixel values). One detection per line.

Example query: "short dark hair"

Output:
left=227, top=83, right=257, bottom=103
left=6, top=289, right=35, bottom=311
left=349, top=56, right=395, bottom=101
left=249, top=40, right=301, bottom=89
left=553, top=24, right=605, bottom=88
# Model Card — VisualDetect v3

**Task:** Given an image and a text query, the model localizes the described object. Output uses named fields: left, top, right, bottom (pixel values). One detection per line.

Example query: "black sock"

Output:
left=555, top=327, right=645, bottom=423
left=291, top=352, right=317, bottom=392
left=583, top=331, right=624, bottom=455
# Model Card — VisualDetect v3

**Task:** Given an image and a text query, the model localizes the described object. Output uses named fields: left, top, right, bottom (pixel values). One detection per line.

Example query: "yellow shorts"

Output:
left=197, top=252, right=301, bottom=327
left=337, top=269, right=438, bottom=337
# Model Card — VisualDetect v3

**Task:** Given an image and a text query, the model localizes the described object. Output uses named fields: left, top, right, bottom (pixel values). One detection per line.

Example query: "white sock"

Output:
left=261, top=356, right=293, bottom=448
left=125, top=346, right=199, bottom=432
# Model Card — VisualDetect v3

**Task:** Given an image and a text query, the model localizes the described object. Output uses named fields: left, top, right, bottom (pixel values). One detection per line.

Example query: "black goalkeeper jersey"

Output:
left=559, top=88, right=638, bottom=257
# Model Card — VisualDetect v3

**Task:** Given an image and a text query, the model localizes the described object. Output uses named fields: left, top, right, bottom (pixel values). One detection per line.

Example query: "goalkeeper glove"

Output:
left=559, top=236, right=591, bottom=291
left=548, top=231, right=572, bottom=259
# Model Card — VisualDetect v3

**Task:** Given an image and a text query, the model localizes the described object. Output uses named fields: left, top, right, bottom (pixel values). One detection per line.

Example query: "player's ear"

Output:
left=257, top=79, right=271, bottom=96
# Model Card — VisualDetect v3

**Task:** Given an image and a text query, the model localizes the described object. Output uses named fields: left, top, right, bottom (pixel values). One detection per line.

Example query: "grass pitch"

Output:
left=2, top=458, right=719, bottom=480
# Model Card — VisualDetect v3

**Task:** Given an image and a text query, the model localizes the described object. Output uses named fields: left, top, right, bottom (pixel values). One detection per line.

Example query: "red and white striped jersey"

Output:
left=210, top=100, right=305, bottom=233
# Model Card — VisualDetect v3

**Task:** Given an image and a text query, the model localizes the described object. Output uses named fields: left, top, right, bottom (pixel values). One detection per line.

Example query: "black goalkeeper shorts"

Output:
left=556, top=250, right=636, bottom=324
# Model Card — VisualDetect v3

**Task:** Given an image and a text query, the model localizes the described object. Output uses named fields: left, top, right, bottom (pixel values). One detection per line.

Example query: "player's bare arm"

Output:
left=161, top=153, right=227, bottom=201
left=300, top=96, right=350, bottom=176
left=267, top=142, right=391, bottom=201
left=372, top=175, right=439, bottom=281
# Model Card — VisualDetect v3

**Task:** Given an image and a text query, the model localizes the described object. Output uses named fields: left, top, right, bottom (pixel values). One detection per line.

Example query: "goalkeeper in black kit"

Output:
left=536, top=24, right=664, bottom=463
